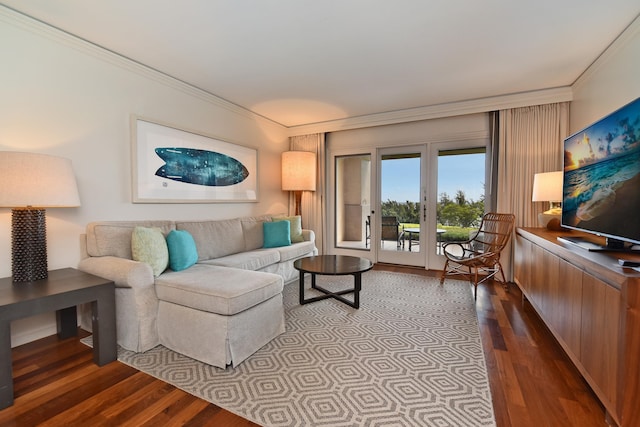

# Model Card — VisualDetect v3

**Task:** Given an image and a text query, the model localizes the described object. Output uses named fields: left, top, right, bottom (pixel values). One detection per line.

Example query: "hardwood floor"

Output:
left=1, top=265, right=608, bottom=426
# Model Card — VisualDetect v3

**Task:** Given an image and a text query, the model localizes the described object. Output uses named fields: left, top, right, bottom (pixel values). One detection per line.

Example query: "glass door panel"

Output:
left=335, top=154, right=371, bottom=250
left=433, top=147, right=486, bottom=269
left=377, top=147, right=425, bottom=266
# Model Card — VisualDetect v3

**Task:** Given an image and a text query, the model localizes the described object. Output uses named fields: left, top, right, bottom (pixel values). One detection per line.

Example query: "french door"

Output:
left=330, top=141, right=486, bottom=270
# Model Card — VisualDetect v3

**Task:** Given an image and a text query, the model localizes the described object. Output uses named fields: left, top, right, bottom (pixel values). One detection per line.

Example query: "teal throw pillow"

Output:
left=273, top=215, right=304, bottom=243
left=131, top=226, right=169, bottom=277
left=166, top=230, right=199, bottom=271
left=263, top=220, right=291, bottom=248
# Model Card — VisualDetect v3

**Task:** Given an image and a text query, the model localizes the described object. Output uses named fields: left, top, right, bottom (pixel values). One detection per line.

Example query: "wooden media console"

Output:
left=514, top=228, right=640, bottom=427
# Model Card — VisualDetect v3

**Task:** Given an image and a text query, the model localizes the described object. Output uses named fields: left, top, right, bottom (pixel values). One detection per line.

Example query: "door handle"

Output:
left=423, top=203, right=426, bottom=221
left=422, top=192, right=427, bottom=222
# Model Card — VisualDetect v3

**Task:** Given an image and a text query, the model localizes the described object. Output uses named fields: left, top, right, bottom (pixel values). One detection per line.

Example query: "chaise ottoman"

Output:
left=154, top=264, right=285, bottom=368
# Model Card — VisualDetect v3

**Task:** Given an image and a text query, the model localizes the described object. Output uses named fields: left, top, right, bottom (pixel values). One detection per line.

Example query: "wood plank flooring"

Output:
left=0, top=265, right=608, bottom=426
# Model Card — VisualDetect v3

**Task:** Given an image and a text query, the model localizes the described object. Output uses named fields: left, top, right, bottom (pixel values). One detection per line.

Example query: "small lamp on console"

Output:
left=532, top=171, right=563, bottom=230
left=0, top=151, right=81, bottom=283
left=281, top=151, right=316, bottom=216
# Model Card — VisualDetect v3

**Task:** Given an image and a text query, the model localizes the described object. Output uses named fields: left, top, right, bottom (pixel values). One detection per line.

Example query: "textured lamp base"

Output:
left=11, top=208, right=48, bottom=283
left=538, top=207, right=563, bottom=231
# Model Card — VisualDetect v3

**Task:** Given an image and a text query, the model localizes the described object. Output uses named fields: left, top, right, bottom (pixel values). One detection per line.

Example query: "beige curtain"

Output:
left=496, top=102, right=570, bottom=278
left=289, top=133, right=326, bottom=253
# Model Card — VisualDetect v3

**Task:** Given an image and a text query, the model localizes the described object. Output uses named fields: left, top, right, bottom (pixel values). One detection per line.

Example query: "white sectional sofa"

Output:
left=78, top=215, right=317, bottom=368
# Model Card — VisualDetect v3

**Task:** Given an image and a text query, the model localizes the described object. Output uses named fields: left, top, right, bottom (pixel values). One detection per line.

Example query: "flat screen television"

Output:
left=560, top=96, right=640, bottom=252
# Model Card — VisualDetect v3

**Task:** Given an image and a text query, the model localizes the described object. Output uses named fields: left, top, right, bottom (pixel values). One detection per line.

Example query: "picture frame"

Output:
left=131, top=117, right=258, bottom=203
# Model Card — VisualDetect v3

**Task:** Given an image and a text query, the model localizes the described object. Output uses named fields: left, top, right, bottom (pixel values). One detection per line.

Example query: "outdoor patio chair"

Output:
left=440, top=212, right=515, bottom=299
left=380, top=216, right=401, bottom=249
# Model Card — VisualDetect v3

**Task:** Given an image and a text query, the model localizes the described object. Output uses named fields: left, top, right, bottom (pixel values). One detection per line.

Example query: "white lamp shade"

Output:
left=282, top=151, right=316, bottom=192
left=532, top=171, right=562, bottom=202
left=0, top=151, right=81, bottom=207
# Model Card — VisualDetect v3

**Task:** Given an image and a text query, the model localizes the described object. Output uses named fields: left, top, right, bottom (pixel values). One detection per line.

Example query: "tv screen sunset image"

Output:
left=562, top=97, right=640, bottom=243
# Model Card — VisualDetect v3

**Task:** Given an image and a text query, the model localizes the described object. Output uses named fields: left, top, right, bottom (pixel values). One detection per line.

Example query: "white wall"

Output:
left=0, top=10, right=290, bottom=346
left=327, top=113, right=489, bottom=149
left=570, top=16, right=640, bottom=132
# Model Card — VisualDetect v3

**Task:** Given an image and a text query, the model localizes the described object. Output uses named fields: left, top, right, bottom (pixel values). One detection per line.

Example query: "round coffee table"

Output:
left=293, top=255, right=373, bottom=309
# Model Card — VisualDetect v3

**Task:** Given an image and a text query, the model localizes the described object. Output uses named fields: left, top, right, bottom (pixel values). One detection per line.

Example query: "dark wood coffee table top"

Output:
left=294, top=255, right=373, bottom=309
left=294, top=255, right=373, bottom=276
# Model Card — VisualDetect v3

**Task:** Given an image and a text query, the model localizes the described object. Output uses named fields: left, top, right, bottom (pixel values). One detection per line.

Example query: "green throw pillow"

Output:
left=166, top=230, right=199, bottom=271
left=274, top=215, right=304, bottom=243
left=131, top=226, right=169, bottom=277
left=263, top=220, right=291, bottom=248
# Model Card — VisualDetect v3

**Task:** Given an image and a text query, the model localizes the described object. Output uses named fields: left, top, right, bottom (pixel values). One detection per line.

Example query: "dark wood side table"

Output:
left=0, top=268, right=116, bottom=409
left=294, top=255, right=373, bottom=309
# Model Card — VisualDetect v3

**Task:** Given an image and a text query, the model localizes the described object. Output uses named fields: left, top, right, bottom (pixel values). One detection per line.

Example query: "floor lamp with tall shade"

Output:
left=281, top=151, right=316, bottom=217
left=0, top=151, right=81, bottom=283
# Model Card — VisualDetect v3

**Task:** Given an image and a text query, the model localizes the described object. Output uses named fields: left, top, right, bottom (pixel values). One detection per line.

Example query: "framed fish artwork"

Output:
left=132, top=117, right=258, bottom=203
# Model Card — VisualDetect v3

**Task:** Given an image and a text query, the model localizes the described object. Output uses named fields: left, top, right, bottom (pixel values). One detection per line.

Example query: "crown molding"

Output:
left=1, top=5, right=576, bottom=139
left=572, top=13, right=640, bottom=92
left=0, top=5, right=286, bottom=133
left=287, top=87, right=573, bottom=136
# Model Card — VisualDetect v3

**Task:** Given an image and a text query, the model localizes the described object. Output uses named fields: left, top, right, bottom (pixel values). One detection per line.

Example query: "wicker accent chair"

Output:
left=440, top=212, right=515, bottom=299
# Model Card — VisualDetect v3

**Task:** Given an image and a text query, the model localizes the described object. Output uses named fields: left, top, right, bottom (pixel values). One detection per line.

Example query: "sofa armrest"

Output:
left=78, top=256, right=154, bottom=289
left=302, top=229, right=315, bottom=243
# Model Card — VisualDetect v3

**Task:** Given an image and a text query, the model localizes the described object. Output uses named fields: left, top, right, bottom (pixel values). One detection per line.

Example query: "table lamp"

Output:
left=281, top=151, right=316, bottom=216
left=0, top=152, right=81, bottom=283
left=532, top=171, right=563, bottom=230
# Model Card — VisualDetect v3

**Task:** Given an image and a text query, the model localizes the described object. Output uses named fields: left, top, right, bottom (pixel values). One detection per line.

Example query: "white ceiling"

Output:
left=2, top=1, right=639, bottom=128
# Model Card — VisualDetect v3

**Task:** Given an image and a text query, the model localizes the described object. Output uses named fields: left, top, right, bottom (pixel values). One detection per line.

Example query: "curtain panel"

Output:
left=289, top=133, right=326, bottom=253
left=496, top=102, right=570, bottom=279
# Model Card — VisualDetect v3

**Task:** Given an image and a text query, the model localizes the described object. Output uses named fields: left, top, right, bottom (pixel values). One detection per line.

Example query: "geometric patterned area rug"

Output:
left=86, top=271, right=496, bottom=426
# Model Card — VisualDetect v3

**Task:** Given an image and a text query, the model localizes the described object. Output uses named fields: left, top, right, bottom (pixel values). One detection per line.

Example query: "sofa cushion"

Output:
left=273, top=215, right=304, bottom=243
left=86, top=221, right=176, bottom=258
left=202, top=248, right=280, bottom=271
left=155, top=264, right=283, bottom=316
left=166, top=230, right=199, bottom=271
left=276, top=240, right=317, bottom=262
left=241, top=218, right=270, bottom=251
left=177, top=219, right=244, bottom=260
left=131, top=226, right=169, bottom=277
left=263, top=220, right=291, bottom=248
